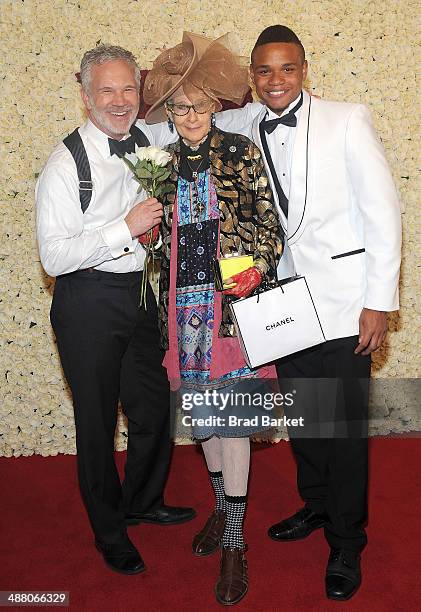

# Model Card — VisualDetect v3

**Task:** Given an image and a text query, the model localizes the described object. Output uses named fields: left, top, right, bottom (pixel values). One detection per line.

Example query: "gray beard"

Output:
left=90, top=106, right=138, bottom=139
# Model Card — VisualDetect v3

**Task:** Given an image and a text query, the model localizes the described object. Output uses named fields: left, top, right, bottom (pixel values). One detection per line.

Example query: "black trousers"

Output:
left=276, top=336, right=371, bottom=552
left=51, top=269, right=171, bottom=548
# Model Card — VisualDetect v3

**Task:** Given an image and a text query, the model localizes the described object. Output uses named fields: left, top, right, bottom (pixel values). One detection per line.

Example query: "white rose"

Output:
left=135, top=145, right=152, bottom=161
left=153, top=149, right=172, bottom=166
left=135, top=145, right=171, bottom=166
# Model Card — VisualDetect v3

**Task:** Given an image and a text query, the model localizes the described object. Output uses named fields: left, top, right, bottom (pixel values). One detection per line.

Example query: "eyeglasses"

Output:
left=166, top=100, right=213, bottom=116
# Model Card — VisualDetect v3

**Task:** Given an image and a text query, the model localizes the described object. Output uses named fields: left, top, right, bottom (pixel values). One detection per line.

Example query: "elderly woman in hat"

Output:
left=143, top=32, right=282, bottom=606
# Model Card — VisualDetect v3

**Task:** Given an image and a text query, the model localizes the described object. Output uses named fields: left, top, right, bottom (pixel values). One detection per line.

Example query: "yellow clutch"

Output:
left=213, top=255, right=254, bottom=290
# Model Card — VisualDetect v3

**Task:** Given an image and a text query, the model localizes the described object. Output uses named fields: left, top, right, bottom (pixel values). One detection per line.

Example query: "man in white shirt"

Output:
left=216, top=25, right=401, bottom=600
left=36, top=45, right=195, bottom=575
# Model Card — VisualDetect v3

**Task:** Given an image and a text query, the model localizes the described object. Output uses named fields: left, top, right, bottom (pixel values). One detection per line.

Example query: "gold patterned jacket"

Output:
left=158, top=128, right=283, bottom=350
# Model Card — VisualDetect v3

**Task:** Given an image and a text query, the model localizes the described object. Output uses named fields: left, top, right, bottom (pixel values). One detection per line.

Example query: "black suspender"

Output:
left=129, top=124, right=150, bottom=148
left=63, top=129, right=93, bottom=213
left=63, top=124, right=151, bottom=213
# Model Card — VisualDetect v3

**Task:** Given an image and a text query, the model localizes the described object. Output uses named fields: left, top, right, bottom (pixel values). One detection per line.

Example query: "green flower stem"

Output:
left=124, top=158, right=169, bottom=309
left=140, top=178, right=156, bottom=309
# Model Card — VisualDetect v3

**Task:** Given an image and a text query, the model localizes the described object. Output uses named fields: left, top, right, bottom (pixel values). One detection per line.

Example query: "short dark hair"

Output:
left=251, top=25, right=305, bottom=64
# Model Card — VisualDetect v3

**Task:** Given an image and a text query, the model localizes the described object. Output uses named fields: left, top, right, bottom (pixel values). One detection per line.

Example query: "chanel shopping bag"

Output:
left=229, top=276, right=326, bottom=368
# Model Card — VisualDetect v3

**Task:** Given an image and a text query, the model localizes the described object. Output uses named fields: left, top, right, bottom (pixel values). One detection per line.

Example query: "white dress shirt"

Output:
left=36, top=118, right=177, bottom=278
left=263, top=93, right=302, bottom=200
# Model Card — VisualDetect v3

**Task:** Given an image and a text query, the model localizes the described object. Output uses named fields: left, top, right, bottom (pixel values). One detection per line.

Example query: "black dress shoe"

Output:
left=126, top=504, right=196, bottom=526
left=268, top=506, right=327, bottom=541
left=95, top=539, right=146, bottom=575
left=325, top=548, right=361, bottom=601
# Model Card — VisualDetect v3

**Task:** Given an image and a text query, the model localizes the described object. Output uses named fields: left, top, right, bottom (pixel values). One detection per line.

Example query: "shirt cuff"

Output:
left=100, top=219, right=134, bottom=258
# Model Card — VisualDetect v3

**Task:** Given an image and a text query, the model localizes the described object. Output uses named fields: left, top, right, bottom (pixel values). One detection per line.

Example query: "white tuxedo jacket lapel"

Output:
left=251, top=108, right=288, bottom=234
left=288, top=90, right=312, bottom=244
left=252, top=108, right=297, bottom=279
left=251, top=92, right=313, bottom=243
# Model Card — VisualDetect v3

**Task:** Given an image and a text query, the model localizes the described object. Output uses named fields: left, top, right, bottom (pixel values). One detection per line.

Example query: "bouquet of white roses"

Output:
left=123, top=146, right=172, bottom=308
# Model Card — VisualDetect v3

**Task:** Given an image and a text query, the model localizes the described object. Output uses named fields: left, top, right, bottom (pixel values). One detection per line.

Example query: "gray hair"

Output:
left=80, top=44, right=141, bottom=93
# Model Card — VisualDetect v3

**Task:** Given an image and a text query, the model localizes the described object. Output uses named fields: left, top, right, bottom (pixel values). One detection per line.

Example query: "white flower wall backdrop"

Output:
left=0, top=0, right=418, bottom=456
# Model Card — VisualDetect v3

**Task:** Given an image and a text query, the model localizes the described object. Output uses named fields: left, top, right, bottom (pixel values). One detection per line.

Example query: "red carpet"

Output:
left=1, top=438, right=420, bottom=611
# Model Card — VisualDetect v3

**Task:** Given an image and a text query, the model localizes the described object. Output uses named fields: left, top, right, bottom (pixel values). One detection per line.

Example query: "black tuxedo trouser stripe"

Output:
left=276, top=336, right=371, bottom=552
left=50, top=271, right=171, bottom=547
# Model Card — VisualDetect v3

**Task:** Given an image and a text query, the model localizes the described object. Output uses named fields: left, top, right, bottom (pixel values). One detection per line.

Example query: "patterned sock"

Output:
left=222, top=494, right=247, bottom=549
left=209, top=470, right=226, bottom=512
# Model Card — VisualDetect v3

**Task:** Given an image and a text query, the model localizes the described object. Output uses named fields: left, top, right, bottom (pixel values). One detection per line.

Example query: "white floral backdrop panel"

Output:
left=0, top=0, right=419, bottom=456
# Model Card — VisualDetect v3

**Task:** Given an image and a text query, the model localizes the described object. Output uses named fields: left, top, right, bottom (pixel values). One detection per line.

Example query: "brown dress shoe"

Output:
left=215, top=546, right=248, bottom=606
left=192, top=510, right=226, bottom=556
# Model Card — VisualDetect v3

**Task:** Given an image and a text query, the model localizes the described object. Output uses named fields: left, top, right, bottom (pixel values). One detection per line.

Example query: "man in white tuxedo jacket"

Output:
left=217, top=25, right=401, bottom=601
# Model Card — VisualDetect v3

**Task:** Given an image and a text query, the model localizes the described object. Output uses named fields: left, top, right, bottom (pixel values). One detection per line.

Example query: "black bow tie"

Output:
left=108, top=135, right=136, bottom=157
left=261, top=93, right=303, bottom=134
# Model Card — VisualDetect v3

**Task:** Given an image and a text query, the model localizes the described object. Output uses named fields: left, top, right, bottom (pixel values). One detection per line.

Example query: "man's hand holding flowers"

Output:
left=138, top=224, right=160, bottom=245
left=122, top=145, right=172, bottom=308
